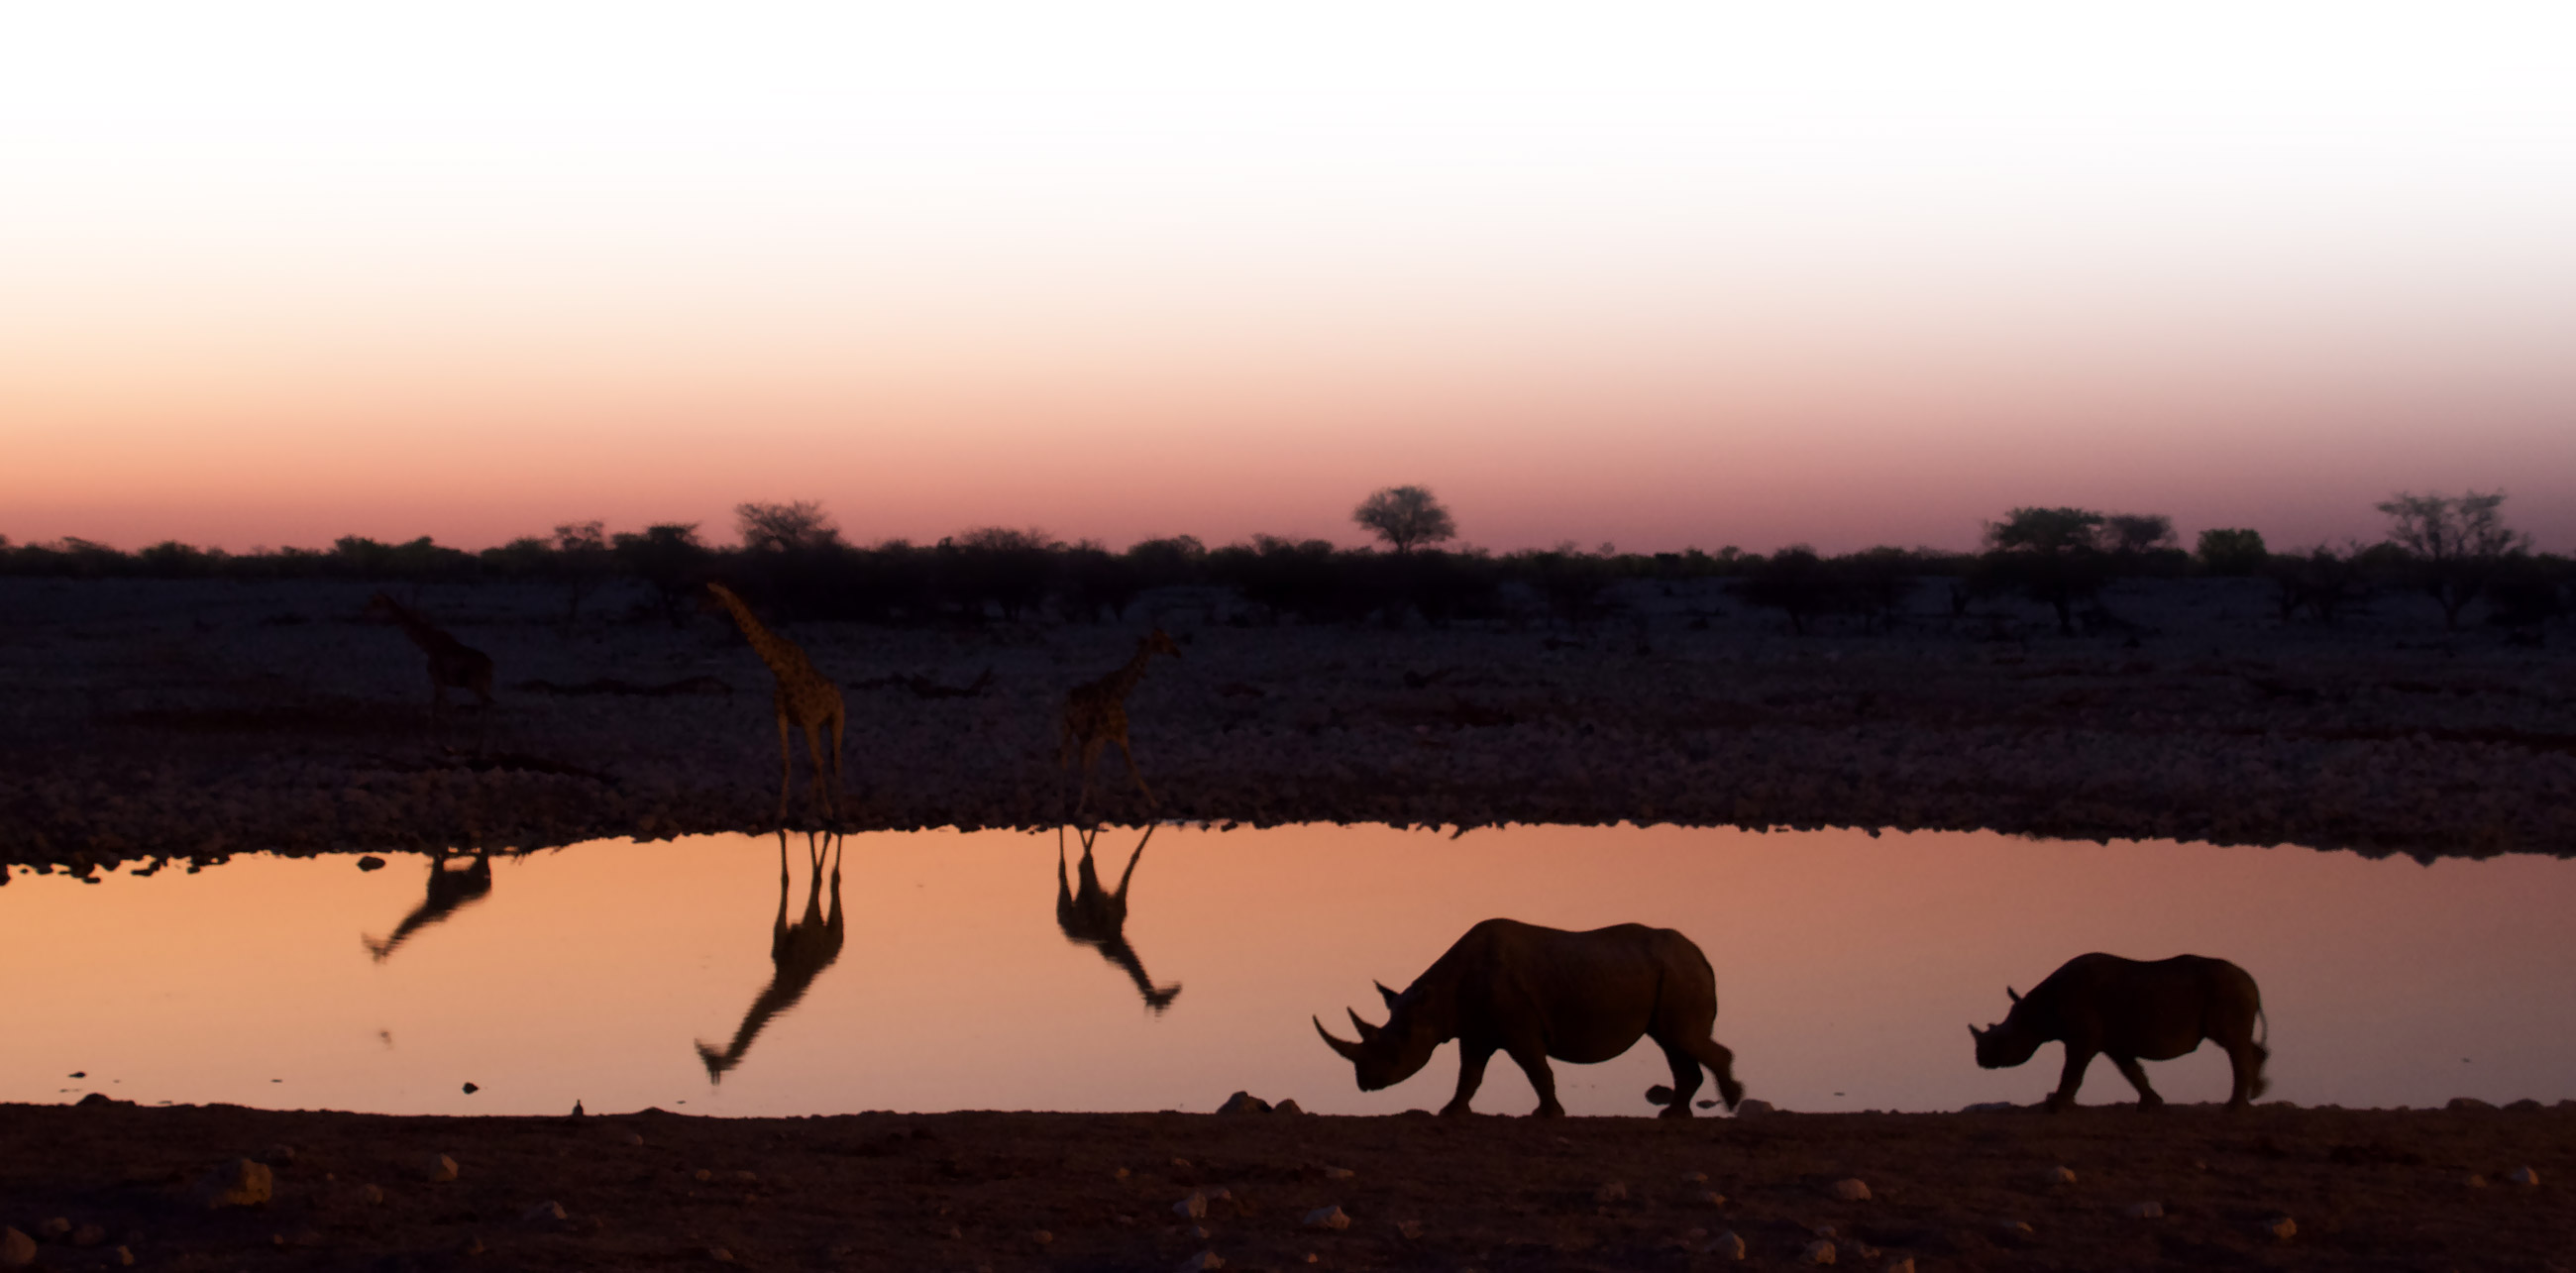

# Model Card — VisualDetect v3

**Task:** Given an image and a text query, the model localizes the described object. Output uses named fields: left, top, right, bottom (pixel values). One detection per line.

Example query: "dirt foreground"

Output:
left=4, top=1099, right=2568, bottom=1272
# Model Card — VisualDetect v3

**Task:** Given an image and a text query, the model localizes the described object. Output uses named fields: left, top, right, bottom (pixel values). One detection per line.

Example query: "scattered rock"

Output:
left=1802, top=1237, right=1838, bottom=1264
left=1174, top=1191, right=1209, bottom=1220
left=1113, top=1167, right=1132, bottom=1181
left=1177, top=1251, right=1224, bottom=1271
left=1320, top=1165, right=1354, bottom=1182
left=2260, top=1214, right=2297, bottom=1240
left=1681, top=1171, right=1708, bottom=1184
left=357, top=855, right=386, bottom=871
left=1273, top=1099, right=1305, bottom=1114
left=1996, top=1219, right=2034, bottom=1236
left=192, top=1158, right=275, bottom=1209
left=1594, top=1180, right=1630, bottom=1204
left=0, top=1229, right=32, bottom=1270
left=456, top=1235, right=484, bottom=1257
left=1734, top=1099, right=1777, bottom=1118
left=1030, top=1230, right=1053, bottom=1245
left=265, top=1143, right=297, bottom=1167
left=34, top=1220, right=67, bottom=1240
left=1700, top=1191, right=1729, bottom=1207
left=359, top=1184, right=385, bottom=1206
left=692, top=1169, right=712, bottom=1184
left=111, top=1246, right=135, bottom=1267
left=2447, top=1097, right=2497, bottom=1112
left=1303, top=1207, right=1350, bottom=1230
left=1703, top=1230, right=1747, bottom=1260
left=521, top=1202, right=568, bottom=1224
left=1881, top=1259, right=1915, bottom=1273
left=1395, top=1220, right=1423, bottom=1239
left=71, top=1224, right=105, bottom=1248
left=424, top=1153, right=460, bottom=1183
left=2041, top=1165, right=2078, bottom=1187
left=2509, top=1166, right=2540, bottom=1186
left=2122, top=1201, right=2165, bottom=1220
left=624, top=1132, right=646, bottom=1147
left=2466, top=1174, right=2489, bottom=1189
left=2506, top=1098, right=2543, bottom=1112
left=1829, top=1178, right=1872, bottom=1202
left=1216, top=1091, right=1272, bottom=1115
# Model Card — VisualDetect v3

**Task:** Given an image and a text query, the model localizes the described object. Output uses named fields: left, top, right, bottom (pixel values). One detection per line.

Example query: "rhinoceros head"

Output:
left=1969, top=986, right=2045, bottom=1068
left=1314, top=981, right=1440, bottom=1092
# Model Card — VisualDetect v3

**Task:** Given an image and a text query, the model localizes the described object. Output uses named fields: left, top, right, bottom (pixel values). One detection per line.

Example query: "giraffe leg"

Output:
left=1077, top=737, right=1110, bottom=820
left=776, top=712, right=794, bottom=825
left=803, top=720, right=832, bottom=816
left=828, top=710, right=847, bottom=814
left=1118, top=737, right=1157, bottom=808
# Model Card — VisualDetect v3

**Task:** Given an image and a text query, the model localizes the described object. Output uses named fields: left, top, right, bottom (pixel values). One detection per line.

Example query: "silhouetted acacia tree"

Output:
left=735, top=500, right=840, bottom=553
left=612, top=523, right=710, bottom=624
left=2376, top=490, right=2531, bottom=630
left=1352, top=485, right=1456, bottom=555
left=1124, top=536, right=1207, bottom=589
left=2197, top=528, right=2268, bottom=577
left=2103, top=513, right=2177, bottom=555
left=551, top=519, right=612, bottom=622
left=1981, top=506, right=2111, bottom=635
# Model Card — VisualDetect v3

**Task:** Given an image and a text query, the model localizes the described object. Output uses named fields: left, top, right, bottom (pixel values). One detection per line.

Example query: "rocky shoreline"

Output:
left=5, top=577, right=2572, bottom=874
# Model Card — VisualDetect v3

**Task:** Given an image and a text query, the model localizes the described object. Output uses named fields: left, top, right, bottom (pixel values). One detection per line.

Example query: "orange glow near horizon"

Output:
left=7, top=6, right=2576, bottom=553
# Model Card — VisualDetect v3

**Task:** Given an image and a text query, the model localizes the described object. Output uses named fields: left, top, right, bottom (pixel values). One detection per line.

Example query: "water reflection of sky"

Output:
left=6, top=825, right=2571, bottom=1117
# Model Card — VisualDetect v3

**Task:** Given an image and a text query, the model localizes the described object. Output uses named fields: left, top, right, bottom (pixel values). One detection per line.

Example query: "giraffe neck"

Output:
left=711, top=587, right=810, bottom=681
left=378, top=599, right=447, bottom=651
left=1101, top=646, right=1158, bottom=700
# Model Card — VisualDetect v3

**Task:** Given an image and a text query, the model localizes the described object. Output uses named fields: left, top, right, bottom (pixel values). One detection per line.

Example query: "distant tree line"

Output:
left=2, top=488, right=2562, bottom=637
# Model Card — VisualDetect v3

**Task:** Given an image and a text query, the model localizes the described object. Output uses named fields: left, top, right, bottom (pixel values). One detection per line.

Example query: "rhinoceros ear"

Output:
left=1314, top=1015, right=1363, bottom=1061
left=2005, top=986, right=2021, bottom=1004
left=1375, top=980, right=1401, bottom=1010
left=1347, top=1008, right=1383, bottom=1041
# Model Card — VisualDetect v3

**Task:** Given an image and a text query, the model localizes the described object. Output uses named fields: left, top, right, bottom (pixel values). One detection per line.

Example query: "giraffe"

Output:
left=1058, top=628, right=1181, bottom=814
left=697, top=829, right=846, bottom=1082
left=704, top=582, right=847, bottom=821
left=1056, top=823, right=1181, bottom=1012
left=361, top=849, right=494, bottom=963
left=362, top=591, right=494, bottom=713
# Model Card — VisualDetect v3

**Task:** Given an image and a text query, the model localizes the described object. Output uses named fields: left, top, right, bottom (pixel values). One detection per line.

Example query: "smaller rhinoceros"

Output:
left=1314, top=918, right=1745, bottom=1117
left=1971, top=952, right=2270, bottom=1112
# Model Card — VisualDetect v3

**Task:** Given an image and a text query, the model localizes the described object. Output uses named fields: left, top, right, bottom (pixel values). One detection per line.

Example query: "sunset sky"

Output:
left=6, top=4, right=2573, bottom=554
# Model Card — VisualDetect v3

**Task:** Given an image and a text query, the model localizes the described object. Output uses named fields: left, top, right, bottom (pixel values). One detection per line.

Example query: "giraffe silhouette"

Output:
left=362, top=849, right=494, bottom=963
left=1059, top=629, right=1181, bottom=815
left=697, top=829, right=846, bottom=1082
left=1056, top=823, right=1181, bottom=1012
left=363, top=591, right=493, bottom=715
left=703, top=582, right=847, bottom=820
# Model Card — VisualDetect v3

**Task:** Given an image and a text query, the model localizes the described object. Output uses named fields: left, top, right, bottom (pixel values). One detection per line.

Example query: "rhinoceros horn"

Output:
left=1347, top=1008, right=1383, bottom=1040
left=1374, top=980, right=1401, bottom=1010
left=1314, top=1015, right=1363, bottom=1060
left=1968, top=1023, right=1986, bottom=1040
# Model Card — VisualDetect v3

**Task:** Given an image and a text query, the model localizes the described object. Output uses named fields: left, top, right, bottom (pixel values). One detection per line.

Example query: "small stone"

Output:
left=360, top=1184, right=385, bottom=1206
left=1320, top=1165, right=1354, bottom=1181
left=1113, top=1167, right=1131, bottom=1181
left=2122, top=1201, right=2165, bottom=1220
left=1174, top=1191, right=1209, bottom=1220
left=1170, top=1157, right=1192, bottom=1170
left=731, top=1170, right=759, bottom=1184
left=1594, top=1180, right=1629, bottom=1204
left=2507, top=1098, right=2543, bottom=1112
left=703, top=1247, right=736, bottom=1263
left=1802, top=1238, right=1838, bottom=1264
left=624, top=1132, right=646, bottom=1147
left=1734, top=1099, right=1776, bottom=1118
left=1193, top=1224, right=1212, bottom=1239
left=1701, top=1191, right=1728, bottom=1207
left=1177, top=1252, right=1224, bottom=1272
left=112, top=1246, right=135, bottom=1267
left=1031, top=1230, right=1053, bottom=1245
left=1703, top=1230, right=1747, bottom=1260
left=1829, top=1178, right=1872, bottom=1202
left=456, top=1235, right=483, bottom=1257
left=71, top=1224, right=105, bottom=1248
left=2260, top=1215, right=2297, bottom=1240
left=357, top=856, right=386, bottom=871
left=521, top=1202, right=568, bottom=1224
left=1681, top=1171, right=1708, bottom=1184
left=693, top=1168, right=712, bottom=1183
left=1302, top=1206, right=1350, bottom=1230
left=0, top=1229, right=33, bottom=1270
left=1997, top=1219, right=2034, bottom=1236
left=2508, top=1166, right=2540, bottom=1186
left=2466, top=1174, right=2489, bottom=1189
left=1395, top=1220, right=1424, bottom=1239
left=1273, top=1098, right=1305, bottom=1114
left=2447, top=1097, right=2497, bottom=1112
left=34, top=1220, right=68, bottom=1240
left=1882, top=1259, right=1915, bottom=1273
left=193, top=1158, right=275, bottom=1209
left=266, top=1143, right=298, bottom=1166
left=2041, top=1165, right=2078, bottom=1187
left=424, top=1153, right=460, bottom=1183
left=1216, top=1091, right=1272, bottom=1115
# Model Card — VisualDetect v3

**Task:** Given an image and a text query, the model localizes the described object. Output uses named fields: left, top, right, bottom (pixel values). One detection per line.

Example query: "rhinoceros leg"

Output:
left=1504, top=1040, right=1565, bottom=1117
left=1443, top=1043, right=1494, bottom=1117
left=2108, top=1055, right=2165, bottom=1111
left=1655, top=1042, right=1704, bottom=1118
left=2046, top=1043, right=2097, bottom=1113
left=2223, top=1039, right=2270, bottom=1110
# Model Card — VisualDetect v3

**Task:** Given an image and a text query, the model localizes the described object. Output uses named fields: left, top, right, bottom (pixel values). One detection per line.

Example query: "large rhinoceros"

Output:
left=1314, top=918, right=1746, bottom=1117
left=1971, top=952, right=2270, bottom=1112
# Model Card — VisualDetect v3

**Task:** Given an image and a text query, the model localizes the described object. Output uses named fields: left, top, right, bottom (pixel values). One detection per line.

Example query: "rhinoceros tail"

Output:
left=2248, top=1007, right=2273, bottom=1099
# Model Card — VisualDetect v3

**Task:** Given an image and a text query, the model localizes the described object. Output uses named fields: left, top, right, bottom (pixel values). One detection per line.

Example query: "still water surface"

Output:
left=6, top=824, right=2571, bottom=1117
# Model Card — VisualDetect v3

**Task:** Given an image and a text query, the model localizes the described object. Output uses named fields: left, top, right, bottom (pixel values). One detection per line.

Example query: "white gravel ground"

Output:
left=3, top=574, right=2571, bottom=874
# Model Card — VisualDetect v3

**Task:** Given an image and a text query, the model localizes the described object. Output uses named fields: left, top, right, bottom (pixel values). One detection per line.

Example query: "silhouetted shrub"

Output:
left=1511, top=545, right=1618, bottom=626
left=2376, top=490, right=2533, bottom=630
left=2197, top=528, right=2268, bottom=577
left=940, top=527, right=1057, bottom=621
left=1211, top=536, right=1370, bottom=623
left=1400, top=549, right=1503, bottom=625
left=612, top=523, right=713, bottom=624
left=137, top=540, right=224, bottom=579
left=1980, top=507, right=2115, bottom=635
left=1124, top=536, right=1208, bottom=589
left=1058, top=540, right=1144, bottom=622
left=2265, top=545, right=2367, bottom=623
left=1839, top=547, right=1925, bottom=631
left=1732, top=546, right=1839, bottom=635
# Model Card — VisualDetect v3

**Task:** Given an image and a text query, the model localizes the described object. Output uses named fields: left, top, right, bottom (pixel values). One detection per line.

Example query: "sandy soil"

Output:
left=4, top=576, right=2573, bottom=874
left=4, top=1098, right=2568, bottom=1272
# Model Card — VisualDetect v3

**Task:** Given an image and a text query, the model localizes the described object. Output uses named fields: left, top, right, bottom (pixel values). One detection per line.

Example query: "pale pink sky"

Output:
left=5, top=4, right=2573, bottom=554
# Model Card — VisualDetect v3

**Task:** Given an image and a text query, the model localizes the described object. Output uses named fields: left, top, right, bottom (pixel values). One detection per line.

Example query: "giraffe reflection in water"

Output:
left=1056, top=823, right=1182, bottom=1012
left=361, top=850, right=496, bottom=963
left=697, top=829, right=846, bottom=1083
